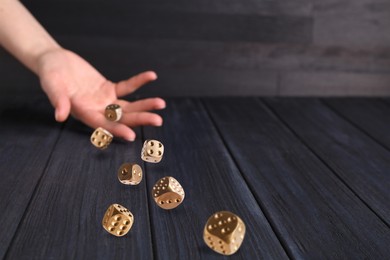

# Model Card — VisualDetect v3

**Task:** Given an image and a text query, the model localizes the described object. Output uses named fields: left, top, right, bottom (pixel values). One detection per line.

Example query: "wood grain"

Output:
left=323, top=98, right=390, bottom=150
left=279, top=71, right=390, bottom=96
left=142, top=99, right=288, bottom=259
left=313, top=0, right=390, bottom=48
left=57, top=37, right=389, bottom=74
left=0, top=97, right=62, bottom=258
left=5, top=120, right=154, bottom=259
left=24, top=0, right=312, bottom=16
left=23, top=2, right=312, bottom=44
left=1, top=97, right=389, bottom=258
left=2, top=0, right=390, bottom=96
left=204, top=97, right=390, bottom=259
left=264, top=98, right=390, bottom=225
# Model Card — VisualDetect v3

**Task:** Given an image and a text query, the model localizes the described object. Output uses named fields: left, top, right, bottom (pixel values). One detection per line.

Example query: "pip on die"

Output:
left=117, top=163, right=143, bottom=185
left=102, top=204, right=134, bottom=237
left=152, top=176, right=185, bottom=210
left=203, top=211, right=246, bottom=255
left=105, top=104, right=122, bottom=122
left=90, top=127, right=113, bottom=149
left=141, top=139, right=164, bottom=163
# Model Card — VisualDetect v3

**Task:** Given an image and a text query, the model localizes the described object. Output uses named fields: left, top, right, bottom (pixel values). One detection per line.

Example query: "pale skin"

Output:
left=0, top=0, right=165, bottom=141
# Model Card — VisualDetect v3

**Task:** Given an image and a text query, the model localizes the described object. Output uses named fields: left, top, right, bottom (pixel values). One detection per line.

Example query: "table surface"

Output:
left=0, top=97, right=389, bottom=259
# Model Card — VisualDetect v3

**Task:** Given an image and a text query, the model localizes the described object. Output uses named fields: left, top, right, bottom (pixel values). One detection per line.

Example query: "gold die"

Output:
left=141, top=140, right=164, bottom=163
left=90, top=127, right=113, bottom=149
left=203, top=211, right=246, bottom=255
left=102, top=204, right=134, bottom=237
left=105, top=104, right=122, bottom=122
left=117, top=163, right=143, bottom=185
left=152, top=176, right=185, bottom=210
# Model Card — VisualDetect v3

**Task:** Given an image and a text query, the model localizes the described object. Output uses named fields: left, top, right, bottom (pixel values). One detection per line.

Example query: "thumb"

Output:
left=54, top=96, right=71, bottom=122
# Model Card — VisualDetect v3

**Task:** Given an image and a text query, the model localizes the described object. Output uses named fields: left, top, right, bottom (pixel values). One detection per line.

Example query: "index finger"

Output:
left=115, top=71, right=158, bottom=97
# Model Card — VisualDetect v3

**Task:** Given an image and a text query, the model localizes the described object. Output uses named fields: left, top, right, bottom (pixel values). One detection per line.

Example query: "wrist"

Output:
left=35, top=46, right=69, bottom=78
left=29, top=40, right=63, bottom=75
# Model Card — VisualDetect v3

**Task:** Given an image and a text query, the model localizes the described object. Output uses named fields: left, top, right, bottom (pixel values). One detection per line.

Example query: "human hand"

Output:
left=37, top=48, right=165, bottom=141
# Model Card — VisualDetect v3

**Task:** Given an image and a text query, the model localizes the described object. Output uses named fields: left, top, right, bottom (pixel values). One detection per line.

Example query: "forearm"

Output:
left=0, top=0, right=61, bottom=74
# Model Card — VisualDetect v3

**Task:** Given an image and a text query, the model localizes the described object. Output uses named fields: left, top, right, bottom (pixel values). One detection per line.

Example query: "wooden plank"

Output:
left=204, top=97, right=390, bottom=259
left=25, top=0, right=312, bottom=16
left=23, top=2, right=313, bottom=44
left=4, top=35, right=390, bottom=97
left=142, top=99, right=288, bottom=259
left=5, top=120, right=154, bottom=259
left=56, top=37, right=390, bottom=74
left=279, top=71, right=390, bottom=96
left=313, top=1, right=390, bottom=49
left=264, top=98, right=390, bottom=225
left=136, top=68, right=277, bottom=97
left=324, top=98, right=390, bottom=150
left=0, top=97, right=62, bottom=258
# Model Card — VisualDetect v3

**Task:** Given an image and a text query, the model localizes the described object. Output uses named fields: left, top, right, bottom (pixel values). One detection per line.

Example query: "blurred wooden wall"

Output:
left=1, top=0, right=390, bottom=96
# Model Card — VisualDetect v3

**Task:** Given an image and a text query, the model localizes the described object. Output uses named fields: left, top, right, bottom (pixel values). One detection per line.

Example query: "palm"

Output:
left=37, top=49, right=165, bottom=141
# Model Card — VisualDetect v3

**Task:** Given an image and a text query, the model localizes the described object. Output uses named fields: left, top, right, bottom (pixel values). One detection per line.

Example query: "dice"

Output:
left=90, top=127, right=113, bottom=149
left=152, top=176, right=185, bottom=210
left=141, top=140, right=164, bottom=163
left=118, top=163, right=143, bottom=185
left=203, top=211, right=246, bottom=255
left=102, top=204, right=134, bottom=237
left=105, top=104, right=122, bottom=122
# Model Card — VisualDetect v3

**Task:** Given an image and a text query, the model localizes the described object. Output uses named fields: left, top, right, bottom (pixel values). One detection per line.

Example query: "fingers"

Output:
left=117, top=98, right=166, bottom=113
left=75, top=102, right=163, bottom=142
left=120, top=112, right=163, bottom=128
left=54, top=96, right=71, bottom=122
left=80, top=111, right=163, bottom=142
left=116, top=71, right=158, bottom=97
left=104, top=123, right=136, bottom=142
left=91, top=111, right=163, bottom=141
left=80, top=112, right=136, bottom=141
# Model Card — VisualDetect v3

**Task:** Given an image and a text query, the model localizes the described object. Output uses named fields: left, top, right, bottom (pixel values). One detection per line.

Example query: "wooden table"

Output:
left=0, top=97, right=389, bottom=259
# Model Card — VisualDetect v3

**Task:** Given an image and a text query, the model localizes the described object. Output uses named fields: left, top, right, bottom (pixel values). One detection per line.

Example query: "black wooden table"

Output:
left=0, top=97, right=389, bottom=259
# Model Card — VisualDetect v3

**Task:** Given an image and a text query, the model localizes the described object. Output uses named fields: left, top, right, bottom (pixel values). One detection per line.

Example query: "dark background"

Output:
left=1, top=0, right=390, bottom=97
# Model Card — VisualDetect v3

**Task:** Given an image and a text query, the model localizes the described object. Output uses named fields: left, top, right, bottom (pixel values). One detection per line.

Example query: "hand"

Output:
left=37, top=48, right=165, bottom=141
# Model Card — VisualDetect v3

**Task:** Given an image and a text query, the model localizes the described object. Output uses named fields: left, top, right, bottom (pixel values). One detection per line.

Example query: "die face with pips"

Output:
left=203, top=211, right=246, bottom=255
left=90, top=127, right=113, bottom=149
left=105, top=104, right=122, bottom=122
left=141, top=140, right=164, bottom=163
left=152, top=176, right=185, bottom=210
left=118, top=163, right=143, bottom=185
left=102, top=204, right=134, bottom=237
